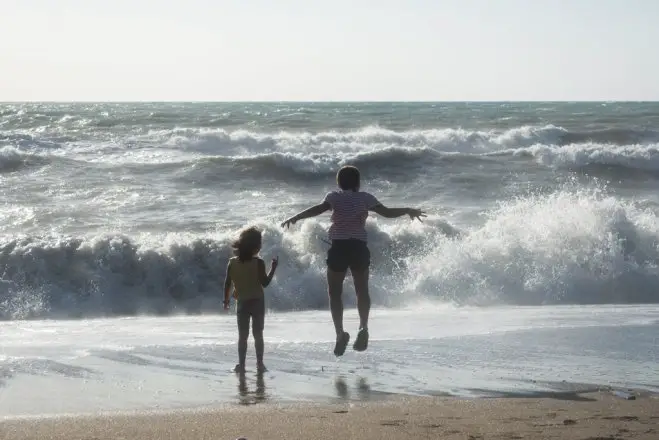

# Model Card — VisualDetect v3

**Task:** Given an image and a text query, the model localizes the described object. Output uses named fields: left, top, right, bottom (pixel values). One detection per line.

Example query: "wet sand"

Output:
left=1, top=390, right=657, bottom=440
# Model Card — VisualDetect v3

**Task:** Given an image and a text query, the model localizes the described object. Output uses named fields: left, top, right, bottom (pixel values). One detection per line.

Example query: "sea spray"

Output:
left=2, top=185, right=659, bottom=320
left=407, top=185, right=659, bottom=305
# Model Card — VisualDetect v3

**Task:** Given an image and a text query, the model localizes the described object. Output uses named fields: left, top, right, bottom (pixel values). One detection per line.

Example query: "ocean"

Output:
left=1, top=102, right=658, bottom=417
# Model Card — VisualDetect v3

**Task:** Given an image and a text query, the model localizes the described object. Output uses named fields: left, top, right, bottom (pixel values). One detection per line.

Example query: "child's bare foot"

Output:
left=256, top=363, right=267, bottom=373
left=234, top=364, right=246, bottom=374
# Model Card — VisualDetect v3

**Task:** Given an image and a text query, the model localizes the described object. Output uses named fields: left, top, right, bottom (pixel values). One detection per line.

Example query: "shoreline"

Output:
left=1, top=370, right=655, bottom=421
left=0, top=382, right=653, bottom=421
left=2, top=391, right=657, bottom=440
left=1, top=361, right=656, bottom=420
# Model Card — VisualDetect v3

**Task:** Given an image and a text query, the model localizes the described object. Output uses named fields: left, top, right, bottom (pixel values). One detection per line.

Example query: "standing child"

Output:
left=280, top=165, right=425, bottom=356
left=224, top=226, right=278, bottom=373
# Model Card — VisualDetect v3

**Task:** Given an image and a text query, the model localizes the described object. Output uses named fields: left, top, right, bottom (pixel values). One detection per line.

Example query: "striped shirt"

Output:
left=323, top=190, right=381, bottom=242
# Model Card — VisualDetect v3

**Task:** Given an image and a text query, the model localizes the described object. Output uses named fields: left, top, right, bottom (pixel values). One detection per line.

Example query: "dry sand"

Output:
left=1, top=390, right=657, bottom=440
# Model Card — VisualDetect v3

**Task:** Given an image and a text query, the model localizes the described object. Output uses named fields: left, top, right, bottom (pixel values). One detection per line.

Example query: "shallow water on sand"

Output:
left=1, top=304, right=657, bottom=417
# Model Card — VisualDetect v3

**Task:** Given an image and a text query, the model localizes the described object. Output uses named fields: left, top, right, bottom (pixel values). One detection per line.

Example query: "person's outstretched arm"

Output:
left=281, top=202, right=330, bottom=228
left=370, top=204, right=426, bottom=221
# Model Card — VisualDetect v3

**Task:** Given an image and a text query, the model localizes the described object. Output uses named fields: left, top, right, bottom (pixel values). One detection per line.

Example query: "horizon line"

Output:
left=2, top=100, right=659, bottom=104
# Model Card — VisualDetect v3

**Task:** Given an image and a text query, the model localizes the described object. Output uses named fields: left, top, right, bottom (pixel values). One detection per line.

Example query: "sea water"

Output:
left=1, top=102, right=658, bottom=417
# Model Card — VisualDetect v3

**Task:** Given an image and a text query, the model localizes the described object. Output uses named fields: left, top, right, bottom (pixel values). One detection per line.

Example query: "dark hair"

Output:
left=336, top=165, right=360, bottom=191
left=232, top=226, right=262, bottom=262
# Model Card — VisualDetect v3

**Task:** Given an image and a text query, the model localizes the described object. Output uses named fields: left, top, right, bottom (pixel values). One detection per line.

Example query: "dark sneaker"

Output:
left=333, top=331, right=350, bottom=356
left=353, top=328, right=369, bottom=352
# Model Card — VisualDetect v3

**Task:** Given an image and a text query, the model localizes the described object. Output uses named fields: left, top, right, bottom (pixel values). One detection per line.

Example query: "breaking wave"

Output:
left=2, top=185, right=659, bottom=320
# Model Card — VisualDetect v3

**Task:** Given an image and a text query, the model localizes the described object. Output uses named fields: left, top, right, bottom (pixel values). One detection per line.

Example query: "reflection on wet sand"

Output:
left=335, top=375, right=349, bottom=399
left=237, top=372, right=267, bottom=405
left=334, top=376, right=373, bottom=401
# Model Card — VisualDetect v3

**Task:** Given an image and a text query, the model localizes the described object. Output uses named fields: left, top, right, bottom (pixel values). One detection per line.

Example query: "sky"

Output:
left=1, top=0, right=658, bottom=101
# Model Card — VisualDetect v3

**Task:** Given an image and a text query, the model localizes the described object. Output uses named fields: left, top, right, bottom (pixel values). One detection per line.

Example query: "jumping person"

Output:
left=280, top=165, right=425, bottom=356
left=224, top=226, right=278, bottom=373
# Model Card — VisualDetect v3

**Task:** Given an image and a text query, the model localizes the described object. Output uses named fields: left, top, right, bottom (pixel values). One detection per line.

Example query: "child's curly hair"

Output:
left=232, top=226, right=262, bottom=262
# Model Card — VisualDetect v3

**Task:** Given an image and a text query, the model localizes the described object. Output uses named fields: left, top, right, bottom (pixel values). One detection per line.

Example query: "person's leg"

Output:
left=252, top=299, right=266, bottom=371
left=327, top=268, right=347, bottom=336
left=351, top=268, right=370, bottom=330
left=350, top=241, right=371, bottom=351
left=236, top=303, right=250, bottom=373
left=254, top=331, right=264, bottom=369
left=327, top=242, right=351, bottom=356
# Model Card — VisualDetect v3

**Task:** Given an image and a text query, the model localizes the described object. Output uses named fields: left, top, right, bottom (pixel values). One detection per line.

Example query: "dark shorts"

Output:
left=237, top=297, right=265, bottom=334
left=326, top=239, right=370, bottom=273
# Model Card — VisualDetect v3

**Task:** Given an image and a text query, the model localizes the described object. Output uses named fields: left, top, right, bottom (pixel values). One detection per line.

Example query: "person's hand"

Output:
left=407, top=208, right=426, bottom=221
left=272, top=256, right=279, bottom=270
left=280, top=216, right=298, bottom=229
left=223, top=299, right=230, bottom=311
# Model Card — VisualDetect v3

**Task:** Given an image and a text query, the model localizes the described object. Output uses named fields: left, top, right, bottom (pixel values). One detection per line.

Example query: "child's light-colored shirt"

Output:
left=323, top=190, right=380, bottom=242
left=227, top=257, right=264, bottom=301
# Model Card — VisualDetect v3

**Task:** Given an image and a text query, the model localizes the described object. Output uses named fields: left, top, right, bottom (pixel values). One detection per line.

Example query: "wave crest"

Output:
left=0, top=146, right=49, bottom=173
left=408, top=186, right=659, bottom=305
left=7, top=124, right=659, bottom=179
left=515, top=142, right=659, bottom=174
left=2, top=186, right=659, bottom=320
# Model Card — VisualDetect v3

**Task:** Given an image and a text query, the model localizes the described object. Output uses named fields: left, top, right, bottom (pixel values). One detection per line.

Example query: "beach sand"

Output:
left=1, top=390, right=657, bottom=440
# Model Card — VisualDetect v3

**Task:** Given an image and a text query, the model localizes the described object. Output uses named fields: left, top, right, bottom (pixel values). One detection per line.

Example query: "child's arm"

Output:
left=258, top=257, right=279, bottom=287
left=370, top=204, right=426, bottom=221
left=281, top=202, right=330, bottom=228
left=223, top=262, right=232, bottom=309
